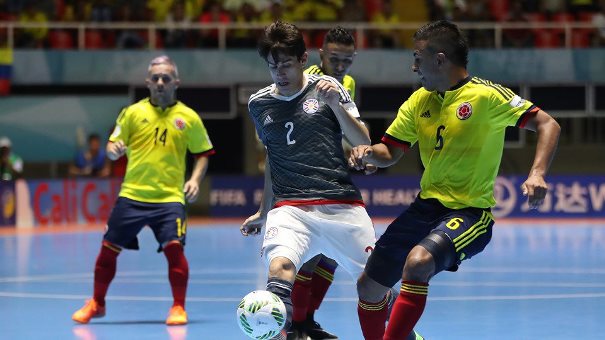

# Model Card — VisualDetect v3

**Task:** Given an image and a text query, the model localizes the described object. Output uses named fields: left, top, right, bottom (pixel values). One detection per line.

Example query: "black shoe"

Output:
left=304, top=319, right=338, bottom=339
left=287, top=322, right=310, bottom=340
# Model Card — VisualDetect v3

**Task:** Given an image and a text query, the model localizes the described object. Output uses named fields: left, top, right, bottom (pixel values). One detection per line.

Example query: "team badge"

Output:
left=174, top=118, right=186, bottom=130
left=302, top=98, right=320, bottom=114
left=456, top=102, right=473, bottom=120
left=264, top=227, right=278, bottom=240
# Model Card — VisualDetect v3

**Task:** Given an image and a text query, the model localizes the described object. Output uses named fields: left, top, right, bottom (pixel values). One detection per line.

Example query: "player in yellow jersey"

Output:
left=72, top=56, right=215, bottom=326
left=349, top=21, right=561, bottom=340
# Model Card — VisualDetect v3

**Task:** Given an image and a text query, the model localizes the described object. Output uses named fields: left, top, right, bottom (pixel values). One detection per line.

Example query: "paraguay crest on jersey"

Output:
left=302, top=98, right=320, bottom=114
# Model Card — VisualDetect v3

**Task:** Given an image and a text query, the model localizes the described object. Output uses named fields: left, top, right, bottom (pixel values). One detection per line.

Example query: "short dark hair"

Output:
left=88, top=133, right=101, bottom=142
left=413, top=20, right=469, bottom=68
left=257, top=21, right=306, bottom=62
left=323, top=26, right=355, bottom=48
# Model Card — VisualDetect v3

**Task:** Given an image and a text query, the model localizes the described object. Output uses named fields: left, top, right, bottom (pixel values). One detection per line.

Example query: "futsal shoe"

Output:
left=166, top=305, right=188, bottom=325
left=287, top=322, right=311, bottom=340
left=304, top=317, right=337, bottom=339
left=72, top=299, right=106, bottom=324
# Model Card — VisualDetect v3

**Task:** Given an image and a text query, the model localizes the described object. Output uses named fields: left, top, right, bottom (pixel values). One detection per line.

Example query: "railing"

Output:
left=0, top=21, right=601, bottom=50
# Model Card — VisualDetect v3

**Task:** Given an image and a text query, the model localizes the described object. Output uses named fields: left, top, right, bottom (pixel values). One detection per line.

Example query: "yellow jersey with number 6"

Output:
left=109, top=98, right=214, bottom=204
left=382, top=76, right=539, bottom=209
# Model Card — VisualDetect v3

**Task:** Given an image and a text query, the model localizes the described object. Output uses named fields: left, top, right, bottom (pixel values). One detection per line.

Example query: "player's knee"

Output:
left=268, top=256, right=296, bottom=278
left=403, top=246, right=435, bottom=282
left=357, top=272, right=389, bottom=303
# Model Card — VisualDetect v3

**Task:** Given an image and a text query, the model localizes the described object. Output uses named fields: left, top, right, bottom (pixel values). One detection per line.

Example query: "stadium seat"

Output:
left=85, top=30, right=104, bottom=49
left=571, top=29, right=591, bottom=47
left=49, top=30, right=74, bottom=49
left=534, top=29, right=561, bottom=48
left=489, top=0, right=510, bottom=22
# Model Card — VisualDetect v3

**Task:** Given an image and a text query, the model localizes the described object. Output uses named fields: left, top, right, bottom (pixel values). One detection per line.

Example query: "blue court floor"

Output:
left=1, top=220, right=604, bottom=340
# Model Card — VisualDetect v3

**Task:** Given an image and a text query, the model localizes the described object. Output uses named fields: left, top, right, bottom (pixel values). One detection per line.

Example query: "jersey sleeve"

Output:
left=247, top=97, right=266, bottom=145
left=489, top=85, right=539, bottom=128
left=188, top=114, right=215, bottom=156
left=109, top=106, right=131, bottom=145
left=382, top=94, right=418, bottom=151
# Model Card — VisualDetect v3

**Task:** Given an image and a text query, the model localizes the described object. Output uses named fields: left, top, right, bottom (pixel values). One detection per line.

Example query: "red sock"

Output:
left=93, top=241, right=120, bottom=306
left=291, top=270, right=313, bottom=323
left=384, top=281, right=428, bottom=340
left=308, top=259, right=336, bottom=313
left=357, top=294, right=389, bottom=340
left=164, top=242, right=189, bottom=308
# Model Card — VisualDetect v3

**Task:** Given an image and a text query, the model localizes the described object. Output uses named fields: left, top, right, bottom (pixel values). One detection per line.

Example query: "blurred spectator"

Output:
left=540, top=0, right=567, bottom=16
left=339, top=0, right=366, bottom=21
left=115, top=3, right=146, bottom=49
left=466, top=0, right=495, bottom=47
left=502, top=0, right=534, bottom=47
left=593, top=1, right=605, bottom=46
left=258, top=1, right=295, bottom=23
left=223, top=0, right=271, bottom=12
left=289, top=0, right=340, bottom=22
left=90, top=0, right=112, bottom=22
left=163, top=1, right=191, bottom=48
left=369, top=0, right=401, bottom=47
left=68, top=133, right=110, bottom=178
left=16, top=2, right=49, bottom=48
left=0, top=137, right=23, bottom=181
left=567, top=0, right=597, bottom=14
left=62, top=0, right=91, bottom=22
left=198, top=0, right=231, bottom=47
left=148, top=0, right=175, bottom=22
left=230, top=3, right=260, bottom=47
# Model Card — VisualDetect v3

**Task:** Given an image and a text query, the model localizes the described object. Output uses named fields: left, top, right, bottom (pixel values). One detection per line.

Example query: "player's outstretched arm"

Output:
left=106, top=140, right=126, bottom=161
left=184, top=156, right=209, bottom=203
left=349, top=142, right=405, bottom=171
left=241, top=156, right=273, bottom=237
left=520, top=109, right=561, bottom=209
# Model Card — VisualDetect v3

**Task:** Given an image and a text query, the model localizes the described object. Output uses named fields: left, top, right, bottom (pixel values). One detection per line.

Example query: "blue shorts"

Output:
left=104, top=197, right=187, bottom=251
left=366, top=196, right=494, bottom=287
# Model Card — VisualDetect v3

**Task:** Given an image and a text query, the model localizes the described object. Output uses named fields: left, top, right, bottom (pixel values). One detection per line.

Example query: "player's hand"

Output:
left=521, top=174, right=548, bottom=209
left=349, top=145, right=374, bottom=173
left=184, top=180, right=200, bottom=203
left=107, top=140, right=127, bottom=161
left=240, top=211, right=266, bottom=237
left=316, top=79, right=341, bottom=107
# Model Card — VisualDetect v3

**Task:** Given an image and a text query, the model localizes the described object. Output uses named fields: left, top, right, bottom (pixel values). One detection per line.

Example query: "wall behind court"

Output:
left=8, top=49, right=605, bottom=85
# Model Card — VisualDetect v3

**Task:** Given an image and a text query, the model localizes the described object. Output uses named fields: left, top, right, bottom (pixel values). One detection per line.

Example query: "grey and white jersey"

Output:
left=248, top=74, right=362, bottom=204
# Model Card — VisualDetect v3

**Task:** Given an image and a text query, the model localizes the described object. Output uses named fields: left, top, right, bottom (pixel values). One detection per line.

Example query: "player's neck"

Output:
left=437, top=69, right=469, bottom=93
left=150, top=97, right=177, bottom=110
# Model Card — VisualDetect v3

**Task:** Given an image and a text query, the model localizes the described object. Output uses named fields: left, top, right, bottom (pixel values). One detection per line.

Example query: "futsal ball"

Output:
left=237, top=290, right=287, bottom=339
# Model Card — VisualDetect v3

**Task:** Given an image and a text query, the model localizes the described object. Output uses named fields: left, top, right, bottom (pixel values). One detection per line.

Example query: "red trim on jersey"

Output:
left=381, top=134, right=410, bottom=152
left=516, top=106, right=540, bottom=128
left=274, top=199, right=365, bottom=208
left=192, top=149, right=216, bottom=159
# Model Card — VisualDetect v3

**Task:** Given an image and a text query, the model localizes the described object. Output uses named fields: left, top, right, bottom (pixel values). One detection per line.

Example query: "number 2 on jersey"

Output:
left=285, top=122, right=296, bottom=145
left=154, top=127, right=167, bottom=146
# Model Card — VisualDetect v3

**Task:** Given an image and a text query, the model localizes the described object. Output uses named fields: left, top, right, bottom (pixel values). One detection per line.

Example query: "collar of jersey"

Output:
left=270, top=74, right=311, bottom=101
left=148, top=98, right=178, bottom=110
left=437, top=75, right=472, bottom=97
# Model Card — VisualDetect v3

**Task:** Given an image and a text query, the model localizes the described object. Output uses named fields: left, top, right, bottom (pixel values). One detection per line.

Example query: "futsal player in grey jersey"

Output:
left=240, top=21, right=377, bottom=339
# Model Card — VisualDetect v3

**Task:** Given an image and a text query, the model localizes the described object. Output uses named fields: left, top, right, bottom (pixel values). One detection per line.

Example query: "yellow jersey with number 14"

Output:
left=109, top=98, right=215, bottom=204
left=382, top=76, right=539, bottom=209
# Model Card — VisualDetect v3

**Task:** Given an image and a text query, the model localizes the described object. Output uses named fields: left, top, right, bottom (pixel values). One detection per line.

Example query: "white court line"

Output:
left=1, top=291, right=605, bottom=303
left=6, top=277, right=605, bottom=289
